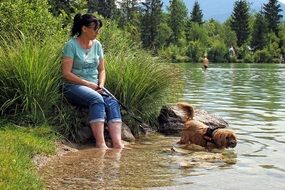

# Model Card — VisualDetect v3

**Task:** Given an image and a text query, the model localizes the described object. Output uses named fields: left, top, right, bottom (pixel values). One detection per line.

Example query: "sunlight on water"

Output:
left=40, top=64, right=285, bottom=190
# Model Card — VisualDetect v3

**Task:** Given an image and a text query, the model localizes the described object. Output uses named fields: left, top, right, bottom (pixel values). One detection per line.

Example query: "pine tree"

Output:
left=141, top=0, right=163, bottom=50
left=251, top=12, right=268, bottom=50
left=190, top=1, right=203, bottom=25
left=118, top=0, right=140, bottom=24
left=262, top=0, right=283, bottom=35
left=87, top=0, right=117, bottom=19
left=230, top=0, right=250, bottom=47
left=168, top=0, right=188, bottom=45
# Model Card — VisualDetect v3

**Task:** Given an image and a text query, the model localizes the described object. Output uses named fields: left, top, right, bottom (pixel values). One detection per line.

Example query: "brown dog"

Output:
left=177, top=103, right=237, bottom=149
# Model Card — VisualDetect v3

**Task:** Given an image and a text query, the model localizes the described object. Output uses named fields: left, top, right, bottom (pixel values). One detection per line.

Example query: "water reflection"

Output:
left=41, top=135, right=238, bottom=189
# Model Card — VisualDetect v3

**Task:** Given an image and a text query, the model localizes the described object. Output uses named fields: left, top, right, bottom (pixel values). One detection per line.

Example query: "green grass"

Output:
left=0, top=33, right=64, bottom=124
left=0, top=124, right=57, bottom=190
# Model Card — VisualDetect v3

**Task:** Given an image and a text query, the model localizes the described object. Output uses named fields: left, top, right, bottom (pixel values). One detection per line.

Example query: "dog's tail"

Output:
left=177, top=102, right=194, bottom=121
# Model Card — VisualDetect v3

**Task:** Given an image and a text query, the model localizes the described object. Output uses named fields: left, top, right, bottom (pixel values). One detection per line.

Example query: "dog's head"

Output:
left=213, top=129, right=237, bottom=148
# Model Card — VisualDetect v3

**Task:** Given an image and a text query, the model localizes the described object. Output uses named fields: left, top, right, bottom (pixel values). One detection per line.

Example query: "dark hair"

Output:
left=71, top=13, right=103, bottom=36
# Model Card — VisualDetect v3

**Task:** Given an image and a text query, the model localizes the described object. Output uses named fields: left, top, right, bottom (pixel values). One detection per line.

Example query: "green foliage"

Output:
left=140, top=0, right=163, bottom=50
left=105, top=51, right=183, bottom=124
left=278, top=23, right=285, bottom=54
left=0, top=34, right=64, bottom=124
left=208, top=40, right=227, bottom=63
left=87, top=0, right=117, bottom=19
left=251, top=12, right=268, bottom=50
left=230, top=0, right=250, bottom=46
left=243, top=53, right=255, bottom=63
left=168, top=0, right=188, bottom=45
left=222, top=23, right=237, bottom=48
left=99, top=20, right=140, bottom=54
left=158, top=44, right=187, bottom=62
left=0, top=124, right=56, bottom=190
left=190, top=1, right=203, bottom=25
left=0, top=0, right=64, bottom=39
left=254, top=49, right=273, bottom=63
left=265, top=32, right=281, bottom=59
left=186, top=22, right=208, bottom=45
left=156, top=22, right=172, bottom=48
left=186, top=41, right=204, bottom=63
left=263, top=0, right=283, bottom=35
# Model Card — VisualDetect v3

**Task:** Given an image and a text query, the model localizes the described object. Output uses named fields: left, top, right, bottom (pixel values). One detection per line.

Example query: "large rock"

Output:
left=157, top=105, right=229, bottom=135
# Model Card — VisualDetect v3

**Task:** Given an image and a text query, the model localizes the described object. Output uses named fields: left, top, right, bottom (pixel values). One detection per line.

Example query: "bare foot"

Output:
left=96, top=143, right=109, bottom=149
left=112, top=142, right=124, bottom=149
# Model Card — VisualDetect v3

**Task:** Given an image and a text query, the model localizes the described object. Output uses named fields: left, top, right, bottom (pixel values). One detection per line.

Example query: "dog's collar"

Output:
left=203, top=127, right=219, bottom=144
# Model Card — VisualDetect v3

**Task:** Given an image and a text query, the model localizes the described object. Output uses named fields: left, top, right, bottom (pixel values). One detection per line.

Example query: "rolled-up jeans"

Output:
left=63, top=83, right=122, bottom=124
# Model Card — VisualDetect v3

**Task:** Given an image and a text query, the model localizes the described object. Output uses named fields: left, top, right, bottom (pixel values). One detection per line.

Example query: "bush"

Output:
left=254, top=49, right=273, bottom=63
left=186, top=41, right=204, bottom=63
left=243, top=53, right=254, bottom=63
left=208, top=40, right=227, bottom=63
left=157, top=44, right=186, bottom=62
left=0, top=34, right=64, bottom=124
left=0, top=0, right=65, bottom=39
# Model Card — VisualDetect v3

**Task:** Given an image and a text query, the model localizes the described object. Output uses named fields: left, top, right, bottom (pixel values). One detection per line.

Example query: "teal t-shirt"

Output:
left=63, top=38, right=104, bottom=83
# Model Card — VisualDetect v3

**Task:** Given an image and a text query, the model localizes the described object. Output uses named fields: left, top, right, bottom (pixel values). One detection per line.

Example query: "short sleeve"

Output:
left=63, top=41, right=75, bottom=59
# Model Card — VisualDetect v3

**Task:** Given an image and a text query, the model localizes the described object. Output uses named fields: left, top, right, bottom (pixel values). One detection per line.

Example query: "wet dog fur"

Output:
left=177, top=102, right=237, bottom=149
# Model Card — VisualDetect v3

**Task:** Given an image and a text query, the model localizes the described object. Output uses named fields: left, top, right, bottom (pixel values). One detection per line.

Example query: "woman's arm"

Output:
left=97, top=57, right=106, bottom=89
left=62, top=57, right=99, bottom=89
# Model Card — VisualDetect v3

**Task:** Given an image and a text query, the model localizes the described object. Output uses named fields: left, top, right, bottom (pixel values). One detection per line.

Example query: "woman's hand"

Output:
left=96, top=83, right=104, bottom=93
left=85, top=81, right=99, bottom=90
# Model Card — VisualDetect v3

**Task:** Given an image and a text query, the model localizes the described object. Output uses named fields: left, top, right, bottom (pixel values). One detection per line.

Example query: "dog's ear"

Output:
left=177, top=102, right=194, bottom=120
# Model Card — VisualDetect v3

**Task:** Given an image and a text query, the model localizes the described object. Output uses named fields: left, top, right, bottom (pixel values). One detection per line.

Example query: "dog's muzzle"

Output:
left=227, top=139, right=237, bottom=148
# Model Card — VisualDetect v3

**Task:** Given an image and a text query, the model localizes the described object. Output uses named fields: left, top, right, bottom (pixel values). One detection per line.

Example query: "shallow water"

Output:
left=41, top=63, right=285, bottom=189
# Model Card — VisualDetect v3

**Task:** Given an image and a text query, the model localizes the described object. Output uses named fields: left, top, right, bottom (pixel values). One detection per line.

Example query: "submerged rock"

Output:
left=157, top=105, right=229, bottom=135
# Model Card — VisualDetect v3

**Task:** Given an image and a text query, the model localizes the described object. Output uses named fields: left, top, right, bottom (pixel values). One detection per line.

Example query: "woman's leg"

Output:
left=103, top=96, right=124, bottom=149
left=63, top=83, right=108, bottom=148
left=90, top=122, right=108, bottom=149
left=109, top=122, right=124, bottom=149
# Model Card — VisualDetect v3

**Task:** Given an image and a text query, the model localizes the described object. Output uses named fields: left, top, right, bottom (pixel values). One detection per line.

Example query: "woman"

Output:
left=62, top=13, right=124, bottom=149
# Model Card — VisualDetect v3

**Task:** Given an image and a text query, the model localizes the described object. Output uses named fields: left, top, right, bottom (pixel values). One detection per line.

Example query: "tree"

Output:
left=118, top=0, right=140, bottom=24
left=168, top=0, right=188, bottom=45
left=190, top=1, right=203, bottom=25
left=230, top=0, right=250, bottom=47
left=141, top=0, right=163, bottom=50
left=87, top=0, right=117, bottom=19
left=262, top=0, right=283, bottom=35
left=251, top=13, right=268, bottom=50
left=48, top=0, right=86, bottom=16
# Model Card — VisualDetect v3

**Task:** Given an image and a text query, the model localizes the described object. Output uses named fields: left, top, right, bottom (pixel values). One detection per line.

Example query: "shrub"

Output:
left=0, top=34, right=64, bottom=124
left=208, top=40, right=227, bottom=63
left=186, top=41, right=204, bottom=63
left=254, top=49, right=273, bottom=63
left=0, top=0, right=65, bottom=40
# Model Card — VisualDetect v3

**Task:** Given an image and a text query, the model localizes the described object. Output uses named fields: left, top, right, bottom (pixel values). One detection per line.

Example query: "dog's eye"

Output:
left=226, top=137, right=229, bottom=140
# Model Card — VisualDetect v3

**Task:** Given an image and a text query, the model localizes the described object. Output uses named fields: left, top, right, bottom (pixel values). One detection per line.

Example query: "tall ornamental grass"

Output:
left=0, top=34, right=64, bottom=124
left=105, top=51, right=183, bottom=125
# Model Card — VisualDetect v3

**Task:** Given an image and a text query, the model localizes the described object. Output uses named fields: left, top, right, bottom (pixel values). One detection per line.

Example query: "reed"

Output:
left=105, top=52, right=183, bottom=125
left=0, top=33, right=63, bottom=124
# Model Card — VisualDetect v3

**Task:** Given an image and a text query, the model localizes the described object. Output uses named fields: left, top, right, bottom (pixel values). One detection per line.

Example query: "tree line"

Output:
left=2, top=0, right=284, bottom=63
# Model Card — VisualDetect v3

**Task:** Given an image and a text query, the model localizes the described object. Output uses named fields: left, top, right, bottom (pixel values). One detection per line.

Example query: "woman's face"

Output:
left=83, top=23, right=100, bottom=40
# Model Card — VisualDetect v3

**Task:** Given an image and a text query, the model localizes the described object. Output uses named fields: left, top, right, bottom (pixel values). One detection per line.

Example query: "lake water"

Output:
left=41, top=63, right=285, bottom=190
